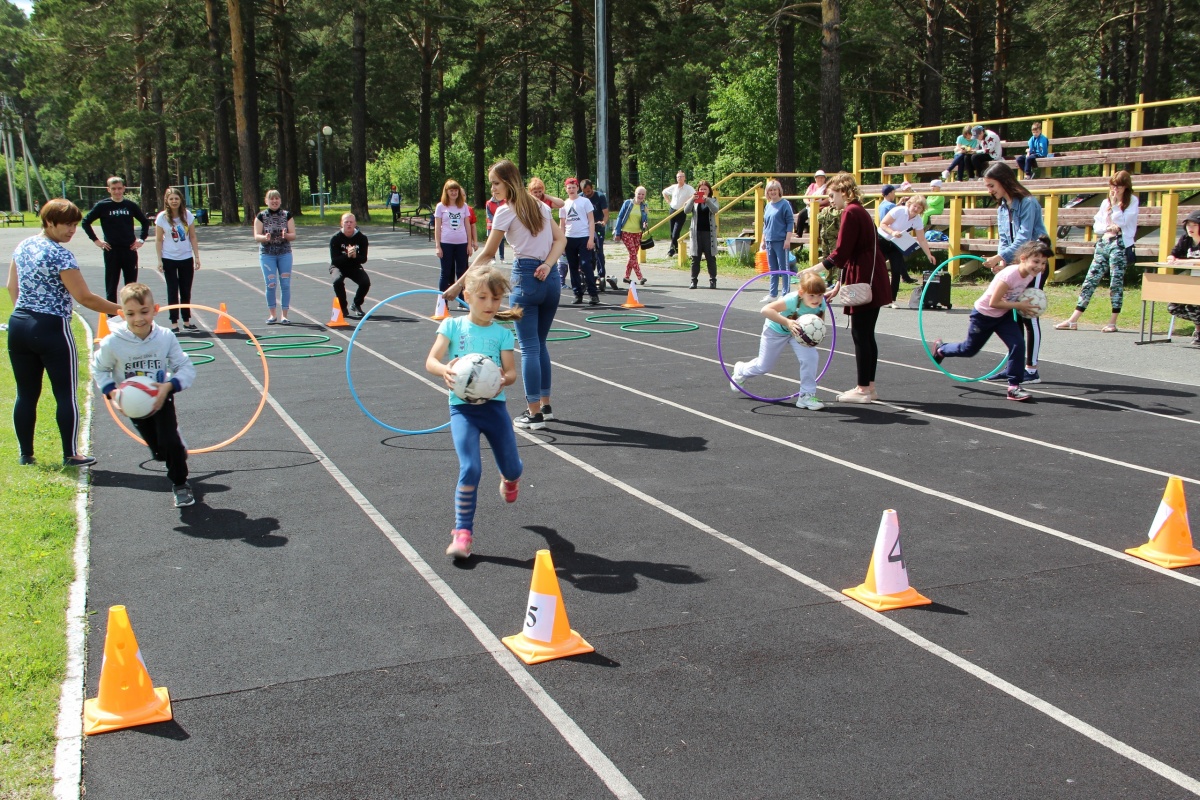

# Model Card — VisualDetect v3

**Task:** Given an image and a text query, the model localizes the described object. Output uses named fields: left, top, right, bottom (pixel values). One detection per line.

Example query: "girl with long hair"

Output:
left=155, top=187, right=202, bottom=332
left=435, top=179, right=475, bottom=292
left=445, top=160, right=567, bottom=430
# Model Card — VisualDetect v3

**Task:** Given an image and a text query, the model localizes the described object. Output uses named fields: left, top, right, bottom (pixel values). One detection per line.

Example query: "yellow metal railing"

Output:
left=852, top=94, right=1200, bottom=182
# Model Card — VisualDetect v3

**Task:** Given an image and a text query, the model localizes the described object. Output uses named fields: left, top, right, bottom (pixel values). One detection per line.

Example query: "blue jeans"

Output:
left=439, top=242, right=469, bottom=291
left=593, top=224, right=606, bottom=278
left=940, top=310, right=1025, bottom=385
left=450, top=401, right=523, bottom=532
left=765, top=240, right=792, bottom=296
left=260, top=252, right=293, bottom=310
left=564, top=236, right=597, bottom=297
left=509, top=258, right=559, bottom=404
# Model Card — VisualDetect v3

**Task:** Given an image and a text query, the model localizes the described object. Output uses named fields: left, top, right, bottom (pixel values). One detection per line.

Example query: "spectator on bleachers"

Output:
left=970, top=125, right=1003, bottom=180
left=1166, top=210, right=1200, bottom=346
left=1015, top=122, right=1051, bottom=180
left=877, top=184, right=897, bottom=223
left=983, top=161, right=1048, bottom=382
left=1055, top=171, right=1139, bottom=334
left=879, top=195, right=935, bottom=303
left=794, top=169, right=828, bottom=237
left=942, top=125, right=977, bottom=182
left=922, top=179, right=945, bottom=227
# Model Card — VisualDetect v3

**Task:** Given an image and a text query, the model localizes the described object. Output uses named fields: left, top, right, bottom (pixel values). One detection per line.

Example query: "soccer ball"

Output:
left=1017, top=287, right=1047, bottom=319
left=449, top=353, right=503, bottom=404
left=113, top=376, right=160, bottom=419
left=792, top=313, right=827, bottom=347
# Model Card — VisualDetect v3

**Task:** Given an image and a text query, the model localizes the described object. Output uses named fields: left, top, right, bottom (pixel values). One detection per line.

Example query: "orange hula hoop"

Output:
left=102, top=303, right=270, bottom=454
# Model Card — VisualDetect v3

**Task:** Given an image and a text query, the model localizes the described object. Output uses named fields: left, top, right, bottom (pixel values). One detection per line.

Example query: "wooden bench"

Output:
left=1, top=212, right=23, bottom=226
left=926, top=205, right=1199, bottom=230
left=882, top=138, right=1200, bottom=178
left=400, top=205, right=433, bottom=240
left=862, top=171, right=1200, bottom=195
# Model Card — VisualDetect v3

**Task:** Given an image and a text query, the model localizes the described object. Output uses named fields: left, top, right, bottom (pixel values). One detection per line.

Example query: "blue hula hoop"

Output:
left=716, top=270, right=836, bottom=403
left=346, top=289, right=451, bottom=435
left=917, top=255, right=1012, bottom=383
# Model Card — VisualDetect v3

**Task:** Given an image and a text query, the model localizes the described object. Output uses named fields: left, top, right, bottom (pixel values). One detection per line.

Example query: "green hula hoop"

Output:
left=619, top=321, right=700, bottom=333
left=245, top=334, right=344, bottom=359
left=917, top=255, right=1011, bottom=383
left=181, top=341, right=216, bottom=366
left=585, top=312, right=659, bottom=325
left=546, top=328, right=592, bottom=341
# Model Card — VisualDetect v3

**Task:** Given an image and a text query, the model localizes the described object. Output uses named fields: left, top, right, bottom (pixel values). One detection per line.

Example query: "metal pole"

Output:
left=1, top=121, right=18, bottom=213
left=183, top=175, right=191, bottom=208
left=594, top=0, right=608, bottom=193
left=19, top=129, right=51, bottom=202
left=317, top=126, right=325, bottom=220
left=21, top=134, right=33, bottom=211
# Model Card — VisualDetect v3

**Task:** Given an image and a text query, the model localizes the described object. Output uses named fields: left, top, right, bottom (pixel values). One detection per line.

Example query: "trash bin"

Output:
left=725, top=237, right=755, bottom=265
left=194, top=208, right=209, bottom=226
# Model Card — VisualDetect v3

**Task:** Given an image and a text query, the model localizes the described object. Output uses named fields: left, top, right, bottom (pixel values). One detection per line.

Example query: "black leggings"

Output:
left=690, top=230, right=717, bottom=281
left=849, top=306, right=881, bottom=386
left=333, top=265, right=372, bottom=312
left=1021, top=269, right=1047, bottom=367
left=162, top=257, right=195, bottom=323
left=880, top=238, right=914, bottom=299
left=7, top=308, right=80, bottom=459
left=132, top=394, right=188, bottom=486
left=103, top=246, right=139, bottom=305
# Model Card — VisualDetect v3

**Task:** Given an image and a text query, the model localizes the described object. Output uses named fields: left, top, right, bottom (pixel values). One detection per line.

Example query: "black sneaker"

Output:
left=709, top=280, right=718, bottom=289
left=63, top=455, right=97, bottom=468
left=350, top=303, right=365, bottom=318
left=931, top=339, right=945, bottom=364
left=638, top=278, right=647, bottom=285
left=689, top=279, right=698, bottom=289
left=173, top=483, right=196, bottom=508
left=540, top=404, right=555, bottom=420
left=572, top=295, right=584, bottom=305
left=588, top=296, right=600, bottom=306
left=514, top=410, right=546, bottom=430
left=622, top=277, right=631, bottom=284
left=18, top=454, right=36, bottom=466
left=607, top=278, right=619, bottom=290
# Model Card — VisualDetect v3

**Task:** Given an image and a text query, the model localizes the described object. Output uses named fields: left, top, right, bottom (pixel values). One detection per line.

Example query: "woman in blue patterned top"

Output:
left=6, top=199, right=120, bottom=466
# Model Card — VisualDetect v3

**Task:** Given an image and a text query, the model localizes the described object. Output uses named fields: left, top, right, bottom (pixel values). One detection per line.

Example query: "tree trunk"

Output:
left=1152, top=0, right=1173, bottom=131
left=437, top=66, right=446, bottom=179
left=204, top=0, right=238, bottom=223
left=1123, top=0, right=1140, bottom=106
left=919, top=0, right=945, bottom=147
left=570, top=0, right=589, bottom=179
left=518, top=55, right=528, bottom=176
left=152, top=85, right=169, bottom=212
left=991, top=0, right=1010, bottom=132
left=605, top=41, right=621, bottom=205
left=674, top=110, right=683, bottom=167
left=775, top=13, right=796, bottom=194
left=819, top=0, right=842, bottom=170
left=274, top=0, right=302, bottom=216
left=625, top=84, right=639, bottom=189
left=472, top=28, right=486, bottom=207
left=418, top=18, right=434, bottom=206
left=967, top=0, right=986, bottom=118
left=350, top=5, right=369, bottom=219
left=227, top=0, right=259, bottom=222
left=134, top=28, right=156, bottom=217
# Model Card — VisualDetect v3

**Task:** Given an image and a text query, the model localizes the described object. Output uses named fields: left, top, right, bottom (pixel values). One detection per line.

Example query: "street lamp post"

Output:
left=316, top=124, right=332, bottom=220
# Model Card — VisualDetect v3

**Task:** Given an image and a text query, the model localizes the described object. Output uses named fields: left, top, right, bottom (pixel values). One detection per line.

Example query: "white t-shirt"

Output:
left=493, top=202, right=554, bottom=261
left=435, top=203, right=471, bottom=245
left=1093, top=196, right=1139, bottom=245
left=883, top=205, right=923, bottom=252
left=664, top=183, right=695, bottom=211
left=155, top=210, right=195, bottom=261
left=559, top=196, right=594, bottom=238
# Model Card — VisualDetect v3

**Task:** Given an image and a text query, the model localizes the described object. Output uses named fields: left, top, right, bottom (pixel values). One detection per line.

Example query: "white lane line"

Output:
left=274, top=266, right=1200, bottom=587
left=53, top=315, right=94, bottom=800
left=197, top=292, right=644, bottom=800
left=236, top=274, right=1200, bottom=795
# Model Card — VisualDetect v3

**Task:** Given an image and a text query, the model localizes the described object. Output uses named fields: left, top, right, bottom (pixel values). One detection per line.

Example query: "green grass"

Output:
left=0, top=292, right=89, bottom=800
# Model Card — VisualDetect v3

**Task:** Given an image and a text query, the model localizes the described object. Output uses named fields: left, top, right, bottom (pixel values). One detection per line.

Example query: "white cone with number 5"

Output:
left=842, top=509, right=932, bottom=611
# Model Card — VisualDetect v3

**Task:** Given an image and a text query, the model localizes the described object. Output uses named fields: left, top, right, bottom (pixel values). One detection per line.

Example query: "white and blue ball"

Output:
left=1017, top=287, right=1047, bottom=319
left=792, top=314, right=827, bottom=348
left=449, top=354, right=503, bottom=404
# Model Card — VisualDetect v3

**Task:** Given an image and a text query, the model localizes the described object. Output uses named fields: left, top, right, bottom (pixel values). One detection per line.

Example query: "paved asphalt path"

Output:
left=29, top=224, right=1197, bottom=799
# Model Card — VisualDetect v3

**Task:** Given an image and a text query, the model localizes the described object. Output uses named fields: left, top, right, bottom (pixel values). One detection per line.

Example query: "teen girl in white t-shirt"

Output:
left=155, top=187, right=201, bottom=332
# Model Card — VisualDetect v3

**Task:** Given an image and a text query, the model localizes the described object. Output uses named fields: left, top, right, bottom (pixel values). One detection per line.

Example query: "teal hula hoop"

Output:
left=917, top=254, right=1012, bottom=383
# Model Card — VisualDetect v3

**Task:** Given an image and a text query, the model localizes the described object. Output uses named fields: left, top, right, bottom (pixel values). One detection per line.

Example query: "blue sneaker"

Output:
left=1023, top=369, right=1041, bottom=384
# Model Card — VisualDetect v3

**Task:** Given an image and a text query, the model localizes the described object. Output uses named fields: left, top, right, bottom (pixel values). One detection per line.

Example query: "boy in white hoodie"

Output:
left=93, top=283, right=197, bottom=507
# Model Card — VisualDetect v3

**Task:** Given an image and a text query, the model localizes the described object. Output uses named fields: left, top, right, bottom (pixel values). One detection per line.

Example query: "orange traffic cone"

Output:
left=83, top=606, right=172, bottom=735
left=431, top=296, right=450, bottom=321
left=843, top=509, right=931, bottom=612
left=1125, top=476, right=1200, bottom=569
left=328, top=298, right=351, bottom=328
left=502, top=550, right=594, bottom=664
left=93, top=311, right=113, bottom=343
left=213, top=302, right=236, bottom=335
left=755, top=249, right=770, bottom=274
left=620, top=282, right=645, bottom=309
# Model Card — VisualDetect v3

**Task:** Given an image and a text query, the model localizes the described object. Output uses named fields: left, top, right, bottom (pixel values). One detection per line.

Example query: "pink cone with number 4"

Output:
left=843, top=509, right=931, bottom=612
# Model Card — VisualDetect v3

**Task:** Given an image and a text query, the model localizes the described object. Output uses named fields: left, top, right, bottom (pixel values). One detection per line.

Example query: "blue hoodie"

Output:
left=1027, top=134, right=1049, bottom=159
left=997, top=194, right=1048, bottom=265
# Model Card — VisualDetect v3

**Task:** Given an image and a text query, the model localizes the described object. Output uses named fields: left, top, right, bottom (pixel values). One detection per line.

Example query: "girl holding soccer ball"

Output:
left=426, top=265, right=524, bottom=560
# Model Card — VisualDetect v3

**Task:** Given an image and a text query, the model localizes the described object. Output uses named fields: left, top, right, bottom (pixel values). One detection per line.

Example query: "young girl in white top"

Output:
left=434, top=179, right=477, bottom=293
left=1055, top=170, right=1139, bottom=333
left=155, top=187, right=202, bottom=332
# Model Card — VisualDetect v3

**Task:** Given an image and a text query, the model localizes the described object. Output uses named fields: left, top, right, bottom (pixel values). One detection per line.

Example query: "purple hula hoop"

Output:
left=716, top=270, right=837, bottom=403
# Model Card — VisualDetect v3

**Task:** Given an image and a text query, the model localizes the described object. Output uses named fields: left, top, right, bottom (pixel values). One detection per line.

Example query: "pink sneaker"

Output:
left=446, top=529, right=473, bottom=559
left=500, top=478, right=519, bottom=503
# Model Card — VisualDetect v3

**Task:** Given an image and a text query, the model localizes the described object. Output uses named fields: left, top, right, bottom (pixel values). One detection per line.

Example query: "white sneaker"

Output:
left=730, top=362, right=746, bottom=392
left=941, top=170, right=950, bottom=182
left=796, top=393, right=824, bottom=411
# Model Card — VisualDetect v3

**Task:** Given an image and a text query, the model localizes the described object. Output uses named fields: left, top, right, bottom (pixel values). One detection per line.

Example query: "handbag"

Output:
left=640, top=236, right=655, bottom=250
left=833, top=231, right=879, bottom=307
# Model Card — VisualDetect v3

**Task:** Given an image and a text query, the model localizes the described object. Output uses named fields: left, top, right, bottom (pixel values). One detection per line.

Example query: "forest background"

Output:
left=0, top=0, right=1195, bottom=224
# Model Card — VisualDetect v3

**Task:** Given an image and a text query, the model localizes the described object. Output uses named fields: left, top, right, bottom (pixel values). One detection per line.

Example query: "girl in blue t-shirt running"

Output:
left=426, top=265, right=524, bottom=560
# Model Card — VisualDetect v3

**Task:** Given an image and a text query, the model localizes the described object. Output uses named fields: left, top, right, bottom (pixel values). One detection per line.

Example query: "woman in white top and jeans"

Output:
left=1055, top=170, right=1139, bottom=333
left=446, top=159, right=566, bottom=430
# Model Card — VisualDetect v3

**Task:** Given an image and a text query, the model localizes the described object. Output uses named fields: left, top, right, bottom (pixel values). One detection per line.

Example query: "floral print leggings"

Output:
left=1076, top=235, right=1127, bottom=314
left=620, top=232, right=644, bottom=280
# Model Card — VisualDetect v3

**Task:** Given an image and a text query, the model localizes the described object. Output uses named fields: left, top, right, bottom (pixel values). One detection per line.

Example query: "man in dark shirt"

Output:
left=329, top=212, right=370, bottom=318
left=82, top=176, right=152, bottom=306
left=581, top=179, right=616, bottom=290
